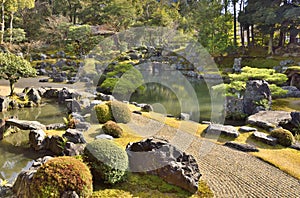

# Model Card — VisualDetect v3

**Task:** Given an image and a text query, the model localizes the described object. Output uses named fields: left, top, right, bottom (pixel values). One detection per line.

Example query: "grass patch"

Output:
left=92, top=173, right=213, bottom=198
left=272, top=98, right=300, bottom=112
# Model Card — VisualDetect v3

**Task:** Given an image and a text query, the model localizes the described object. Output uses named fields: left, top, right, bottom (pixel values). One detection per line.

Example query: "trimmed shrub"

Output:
left=94, top=103, right=113, bottom=124
left=270, top=128, right=295, bottom=147
left=102, top=121, right=123, bottom=138
left=84, top=139, right=128, bottom=184
left=30, top=156, right=93, bottom=198
left=108, top=101, right=131, bottom=123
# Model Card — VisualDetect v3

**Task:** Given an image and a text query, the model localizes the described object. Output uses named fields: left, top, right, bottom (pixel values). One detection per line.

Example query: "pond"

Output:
left=0, top=100, right=67, bottom=183
left=130, top=77, right=224, bottom=123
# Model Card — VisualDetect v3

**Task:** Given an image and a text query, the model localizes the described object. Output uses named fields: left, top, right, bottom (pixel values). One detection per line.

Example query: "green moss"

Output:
left=85, top=139, right=129, bottom=184
left=102, top=121, right=123, bottom=138
left=94, top=103, right=113, bottom=124
left=108, top=101, right=131, bottom=124
left=270, top=128, right=295, bottom=147
left=30, top=156, right=93, bottom=198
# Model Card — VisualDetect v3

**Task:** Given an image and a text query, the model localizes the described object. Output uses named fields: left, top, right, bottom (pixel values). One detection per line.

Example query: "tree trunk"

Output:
left=251, top=24, right=255, bottom=45
left=268, top=31, right=274, bottom=55
left=9, top=12, right=14, bottom=44
left=9, top=79, right=15, bottom=96
left=1, top=1, right=5, bottom=44
left=278, top=29, right=284, bottom=47
left=246, top=25, right=250, bottom=46
left=233, top=0, right=237, bottom=46
left=290, top=27, right=298, bottom=44
left=240, top=25, right=244, bottom=47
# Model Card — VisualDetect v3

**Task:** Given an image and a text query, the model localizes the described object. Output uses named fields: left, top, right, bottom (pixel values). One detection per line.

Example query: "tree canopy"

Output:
left=0, top=52, right=36, bottom=95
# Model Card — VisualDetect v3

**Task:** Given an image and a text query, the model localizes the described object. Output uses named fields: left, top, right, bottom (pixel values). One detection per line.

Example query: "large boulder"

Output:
left=58, top=87, right=72, bottom=104
left=126, top=138, right=201, bottom=193
left=243, top=80, right=272, bottom=115
left=63, top=129, right=86, bottom=144
left=246, top=111, right=292, bottom=131
left=25, top=88, right=42, bottom=105
left=204, top=124, right=240, bottom=138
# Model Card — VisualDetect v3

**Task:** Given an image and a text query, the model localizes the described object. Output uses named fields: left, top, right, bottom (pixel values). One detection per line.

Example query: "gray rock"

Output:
left=43, top=88, right=59, bottom=98
left=58, top=87, right=72, bottom=103
left=232, top=58, right=242, bottom=73
left=0, top=119, right=5, bottom=140
left=95, top=134, right=114, bottom=140
left=63, top=129, right=86, bottom=144
left=290, top=142, right=300, bottom=151
left=239, top=126, right=257, bottom=132
left=252, top=132, right=278, bottom=146
left=6, top=119, right=46, bottom=130
left=225, top=96, right=244, bottom=119
left=29, top=129, right=47, bottom=150
left=243, top=80, right=272, bottom=115
left=46, top=123, right=66, bottom=130
left=291, top=112, right=300, bottom=126
left=281, top=86, right=300, bottom=98
left=46, top=135, right=65, bottom=155
left=224, top=141, right=259, bottom=152
left=204, top=124, right=240, bottom=138
left=63, top=142, right=85, bottom=156
left=61, top=191, right=79, bottom=198
left=126, top=138, right=201, bottom=193
left=25, top=88, right=42, bottom=105
left=97, top=93, right=115, bottom=101
left=141, top=104, right=153, bottom=112
left=75, top=122, right=91, bottom=131
left=0, top=96, right=10, bottom=112
left=246, top=111, right=292, bottom=131
left=179, top=113, right=190, bottom=121
left=65, top=99, right=81, bottom=112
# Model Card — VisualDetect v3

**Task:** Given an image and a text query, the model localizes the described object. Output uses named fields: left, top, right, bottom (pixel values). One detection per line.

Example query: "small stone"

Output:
left=95, top=134, right=114, bottom=140
left=224, top=141, right=259, bottom=152
left=239, top=126, right=257, bottom=132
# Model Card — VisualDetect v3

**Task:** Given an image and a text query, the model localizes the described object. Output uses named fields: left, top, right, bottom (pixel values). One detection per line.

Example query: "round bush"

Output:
left=102, top=121, right=123, bottom=138
left=30, top=156, right=93, bottom=198
left=84, top=139, right=128, bottom=184
left=94, top=103, right=113, bottom=124
left=270, top=128, right=295, bottom=147
left=108, top=101, right=131, bottom=123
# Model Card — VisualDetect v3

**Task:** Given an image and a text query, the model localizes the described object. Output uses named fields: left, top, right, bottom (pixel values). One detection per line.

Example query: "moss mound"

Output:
left=102, top=121, right=123, bottom=138
left=84, top=139, right=129, bottom=184
left=109, top=101, right=131, bottom=123
left=94, top=103, right=113, bottom=124
left=30, top=156, right=93, bottom=198
left=270, top=128, right=295, bottom=147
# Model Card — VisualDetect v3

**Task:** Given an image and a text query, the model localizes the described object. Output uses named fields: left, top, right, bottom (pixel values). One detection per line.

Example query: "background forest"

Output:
left=0, top=0, right=299, bottom=57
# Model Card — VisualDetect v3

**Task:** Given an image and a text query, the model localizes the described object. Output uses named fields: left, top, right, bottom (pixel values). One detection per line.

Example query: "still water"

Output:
left=0, top=100, right=67, bottom=183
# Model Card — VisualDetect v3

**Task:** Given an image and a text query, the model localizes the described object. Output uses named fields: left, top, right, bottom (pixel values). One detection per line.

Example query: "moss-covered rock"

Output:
left=29, top=156, right=93, bottom=198
left=270, top=128, right=295, bottom=147
left=102, top=121, right=123, bottom=138
left=108, top=101, right=131, bottom=124
left=94, top=103, right=113, bottom=124
left=84, top=139, right=129, bottom=184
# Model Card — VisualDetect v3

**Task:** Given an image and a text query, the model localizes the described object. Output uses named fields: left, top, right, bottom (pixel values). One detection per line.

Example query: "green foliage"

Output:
left=94, top=103, right=113, bottom=124
left=108, top=101, right=131, bottom=124
left=213, top=66, right=288, bottom=98
left=4, top=28, right=26, bottom=43
left=270, top=128, right=295, bottom=147
left=99, top=63, right=144, bottom=96
left=0, top=52, right=36, bottom=95
left=30, top=156, right=93, bottom=198
left=84, top=139, right=129, bottom=184
left=102, top=121, right=123, bottom=138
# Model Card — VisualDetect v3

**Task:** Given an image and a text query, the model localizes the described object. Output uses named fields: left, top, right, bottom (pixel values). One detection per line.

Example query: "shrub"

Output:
left=30, top=156, right=93, bottom=198
left=102, top=121, right=123, bottom=138
left=94, top=103, right=113, bottom=124
left=84, top=139, right=128, bottom=184
left=108, top=101, right=131, bottom=123
left=270, top=128, right=295, bottom=147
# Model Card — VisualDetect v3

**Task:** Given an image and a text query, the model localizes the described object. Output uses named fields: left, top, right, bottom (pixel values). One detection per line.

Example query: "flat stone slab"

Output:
left=95, top=134, right=114, bottom=140
left=252, top=132, right=278, bottom=146
left=290, top=142, right=300, bottom=151
left=224, top=141, right=259, bottom=152
left=204, top=124, right=240, bottom=138
left=6, top=119, right=46, bottom=130
left=247, top=111, right=291, bottom=131
left=239, top=126, right=257, bottom=132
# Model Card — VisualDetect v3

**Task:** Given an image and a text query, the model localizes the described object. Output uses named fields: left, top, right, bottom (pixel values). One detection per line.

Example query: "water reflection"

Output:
left=0, top=100, right=67, bottom=183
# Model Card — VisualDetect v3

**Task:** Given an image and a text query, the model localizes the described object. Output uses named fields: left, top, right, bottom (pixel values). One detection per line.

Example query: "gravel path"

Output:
left=129, top=114, right=300, bottom=198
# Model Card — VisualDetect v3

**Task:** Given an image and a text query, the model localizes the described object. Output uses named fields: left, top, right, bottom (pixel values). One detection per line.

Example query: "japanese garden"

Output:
left=0, top=0, right=299, bottom=197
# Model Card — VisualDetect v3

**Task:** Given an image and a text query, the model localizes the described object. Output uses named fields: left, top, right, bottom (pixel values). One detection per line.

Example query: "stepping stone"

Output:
left=252, top=132, right=278, bottom=146
left=224, top=141, right=259, bottom=152
left=95, top=134, right=114, bottom=140
left=239, top=126, right=257, bottom=132
left=204, top=124, right=240, bottom=138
